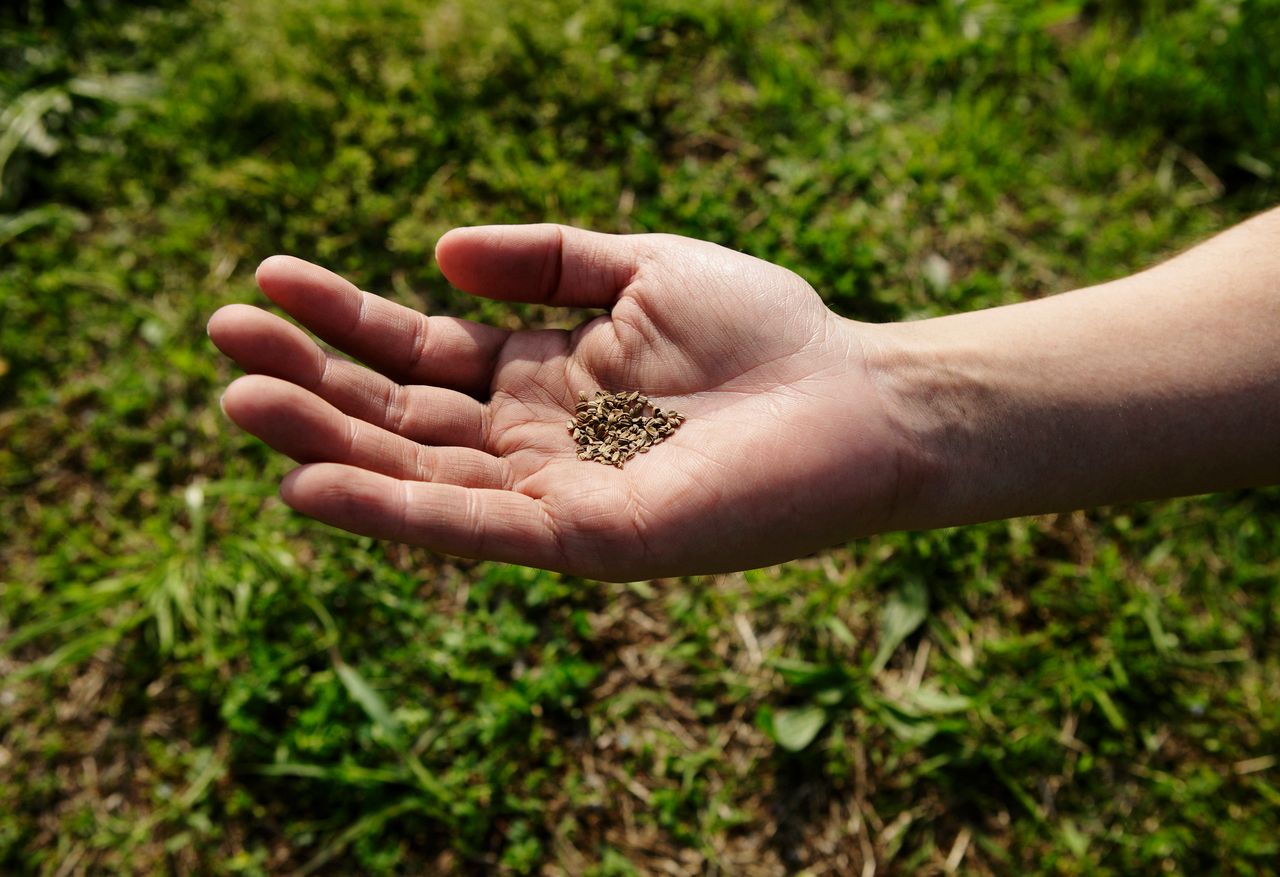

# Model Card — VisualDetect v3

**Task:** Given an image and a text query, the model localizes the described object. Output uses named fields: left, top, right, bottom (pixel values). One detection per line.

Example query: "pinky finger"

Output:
left=279, top=463, right=565, bottom=570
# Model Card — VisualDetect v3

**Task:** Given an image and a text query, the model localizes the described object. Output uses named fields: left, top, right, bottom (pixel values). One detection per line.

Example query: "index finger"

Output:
left=255, top=255, right=510, bottom=395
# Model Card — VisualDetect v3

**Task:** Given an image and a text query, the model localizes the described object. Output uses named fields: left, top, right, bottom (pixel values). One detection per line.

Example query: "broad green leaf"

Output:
left=825, top=616, right=857, bottom=647
left=1060, top=819, right=1089, bottom=858
left=896, top=685, right=972, bottom=716
left=771, top=658, right=850, bottom=690
left=772, top=705, right=827, bottom=751
left=872, top=578, right=929, bottom=673
left=336, top=661, right=402, bottom=744
left=878, top=709, right=939, bottom=746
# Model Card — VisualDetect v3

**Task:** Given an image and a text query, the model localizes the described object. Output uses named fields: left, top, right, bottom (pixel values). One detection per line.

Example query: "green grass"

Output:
left=2, top=0, right=1279, bottom=873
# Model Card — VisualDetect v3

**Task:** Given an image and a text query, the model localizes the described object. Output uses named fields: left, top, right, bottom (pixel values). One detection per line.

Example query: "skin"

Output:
left=868, top=205, right=1280, bottom=528
left=208, top=211, right=1280, bottom=581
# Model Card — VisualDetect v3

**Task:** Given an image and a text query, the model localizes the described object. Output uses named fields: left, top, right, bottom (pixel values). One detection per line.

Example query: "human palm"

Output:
left=209, top=225, right=902, bottom=579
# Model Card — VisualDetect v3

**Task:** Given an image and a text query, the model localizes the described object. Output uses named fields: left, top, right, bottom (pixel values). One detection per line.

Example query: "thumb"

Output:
left=435, top=223, right=640, bottom=309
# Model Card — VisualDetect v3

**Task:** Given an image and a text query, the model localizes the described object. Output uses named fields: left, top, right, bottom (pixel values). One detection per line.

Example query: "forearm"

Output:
left=861, top=207, right=1280, bottom=530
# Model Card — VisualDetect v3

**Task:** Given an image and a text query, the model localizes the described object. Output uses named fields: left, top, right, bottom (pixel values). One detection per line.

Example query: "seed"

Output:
left=565, top=389, right=686, bottom=468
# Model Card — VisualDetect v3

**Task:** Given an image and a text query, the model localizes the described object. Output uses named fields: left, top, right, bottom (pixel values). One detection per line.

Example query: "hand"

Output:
left=208, top=225, right=904, bottom=580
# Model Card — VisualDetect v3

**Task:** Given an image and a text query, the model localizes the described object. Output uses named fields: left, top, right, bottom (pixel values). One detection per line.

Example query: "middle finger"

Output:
left=221, top=375, right=509, bottom=489
left=209, top=304, right=489, bottom=449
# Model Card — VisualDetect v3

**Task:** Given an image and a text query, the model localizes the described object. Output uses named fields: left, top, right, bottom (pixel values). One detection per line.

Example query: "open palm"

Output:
left=209, top=225, right=902, bottom=579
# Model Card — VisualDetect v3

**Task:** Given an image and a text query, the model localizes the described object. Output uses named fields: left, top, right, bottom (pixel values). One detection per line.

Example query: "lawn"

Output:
left=2, top=0, right=1279, bottom=874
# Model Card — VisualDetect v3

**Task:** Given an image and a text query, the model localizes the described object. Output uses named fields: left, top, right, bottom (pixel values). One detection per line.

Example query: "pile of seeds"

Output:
left=568, top=390, right=686, bottom=468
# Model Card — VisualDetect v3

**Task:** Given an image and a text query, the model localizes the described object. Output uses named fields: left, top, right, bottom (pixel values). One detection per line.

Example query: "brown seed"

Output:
left=568, top=389, right=685, bottom=467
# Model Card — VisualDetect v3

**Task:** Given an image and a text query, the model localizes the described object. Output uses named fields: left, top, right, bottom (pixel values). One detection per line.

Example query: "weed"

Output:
left=2, top=1, right=1278, bottom=874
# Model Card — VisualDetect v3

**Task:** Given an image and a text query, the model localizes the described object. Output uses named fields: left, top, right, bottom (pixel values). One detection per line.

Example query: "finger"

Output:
left=254, top=255, right=509, bottom=393
left=222, top=375, right=507, bottom=488
left=280, top=463, right=563, bottom=569
left=209, top=304, right=488, bottom=448
left=435, top=223, right=640, bottom=308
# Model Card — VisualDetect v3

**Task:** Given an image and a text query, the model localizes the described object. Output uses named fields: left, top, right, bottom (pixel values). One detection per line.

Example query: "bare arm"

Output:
left=209, top=210, right=1280, bottom=579
left=864, top=206, right=1280, bottom=531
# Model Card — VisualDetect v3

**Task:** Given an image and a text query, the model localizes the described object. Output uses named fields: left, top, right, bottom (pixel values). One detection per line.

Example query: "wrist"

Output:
left=856, top=309, right=1095, bottom=531
left=849, top=317, right=958, bottom=532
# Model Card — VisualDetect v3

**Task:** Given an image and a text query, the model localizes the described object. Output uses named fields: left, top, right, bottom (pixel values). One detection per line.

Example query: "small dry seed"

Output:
left=566, top=389, right=686, bottom=468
